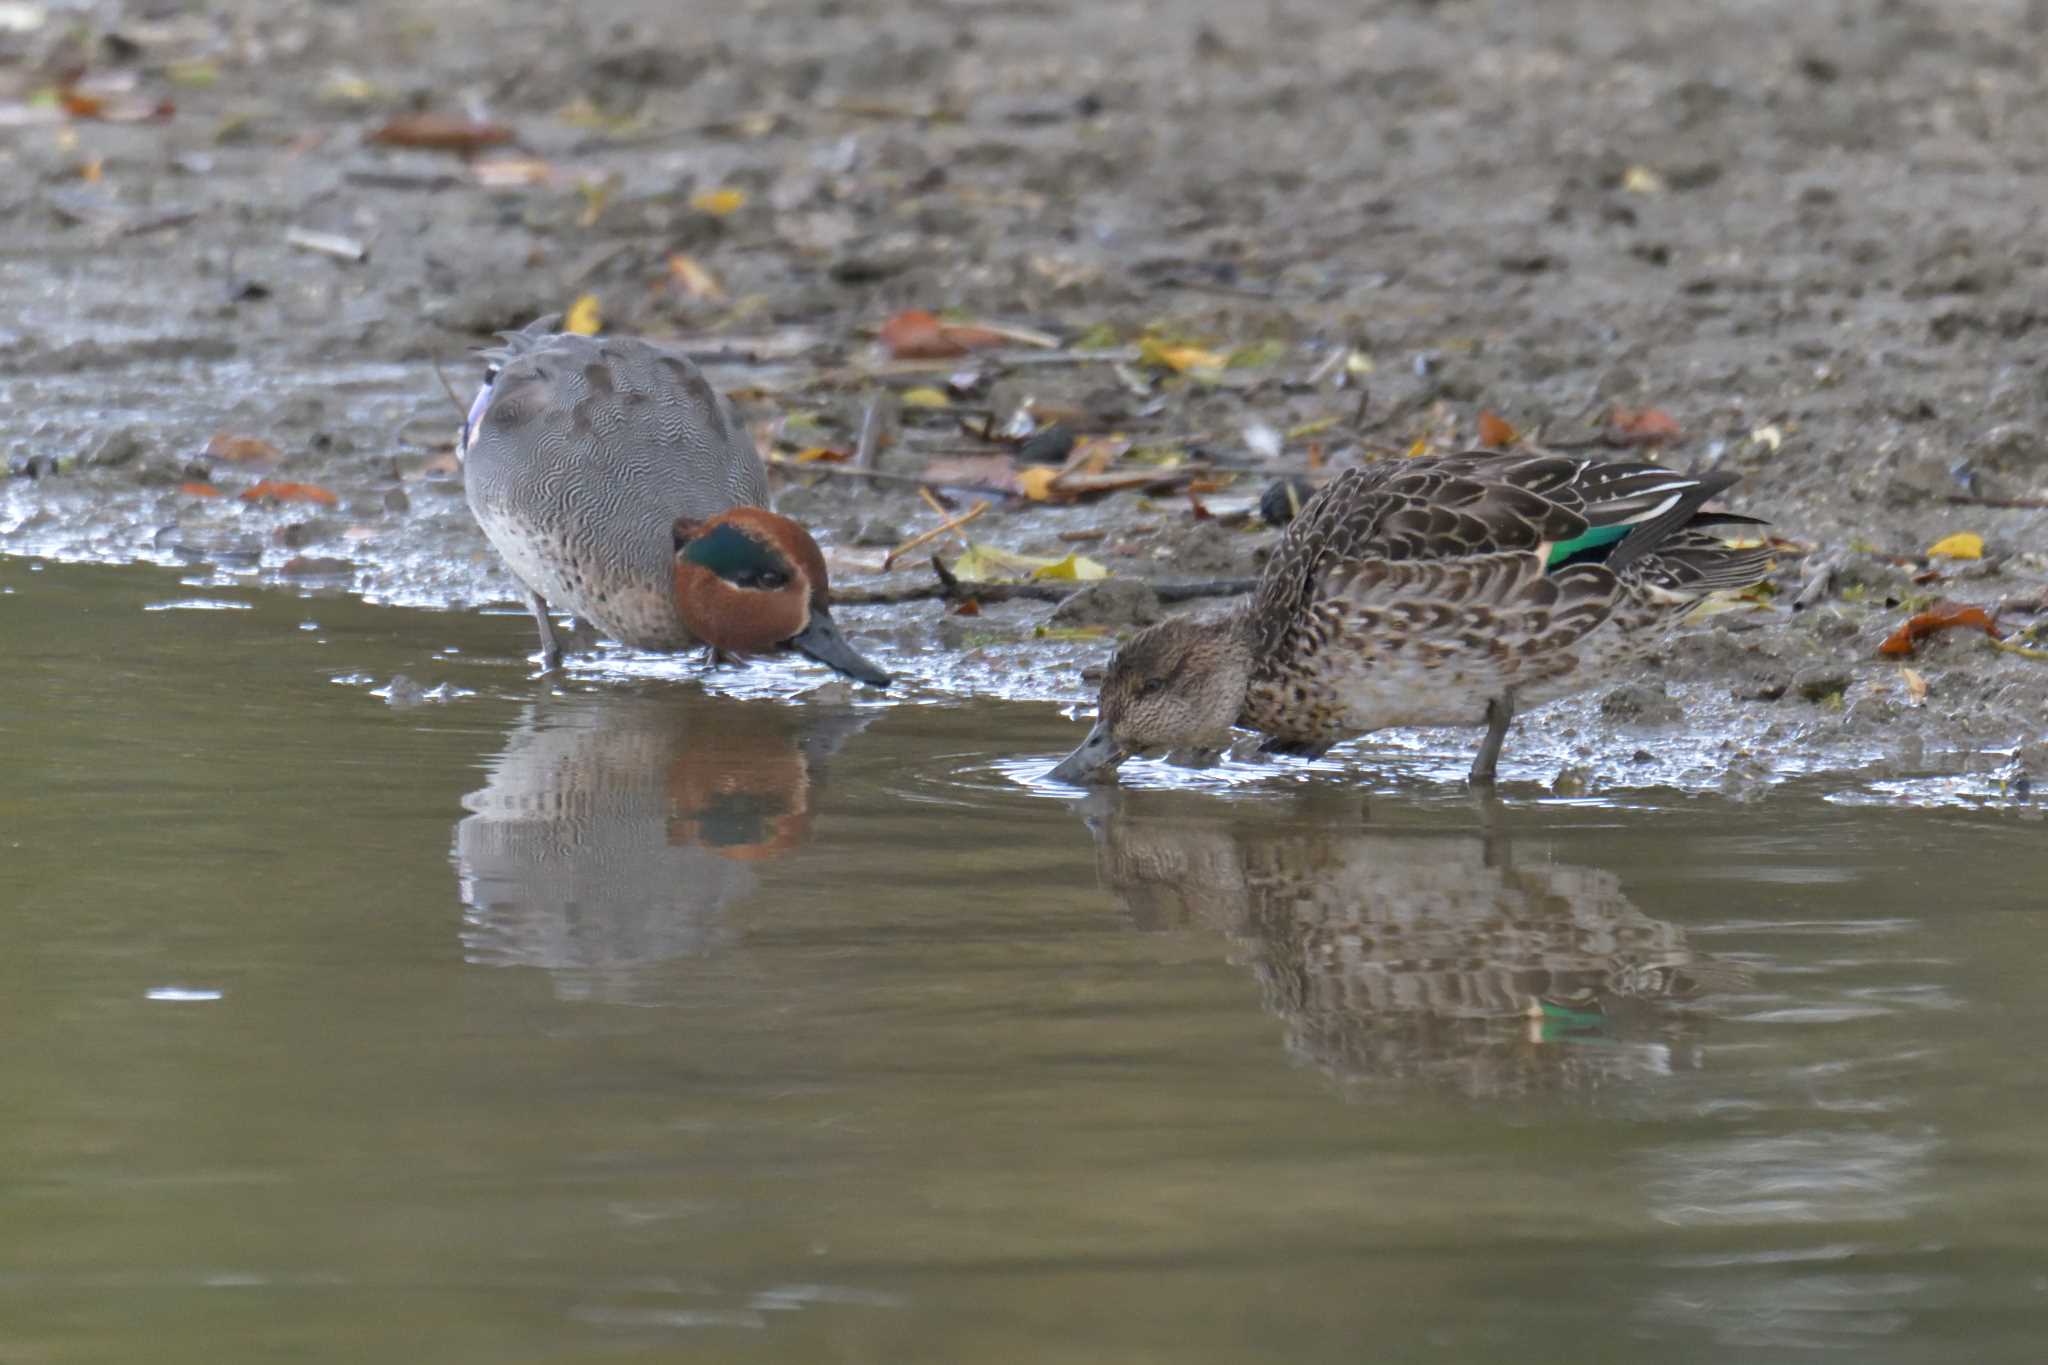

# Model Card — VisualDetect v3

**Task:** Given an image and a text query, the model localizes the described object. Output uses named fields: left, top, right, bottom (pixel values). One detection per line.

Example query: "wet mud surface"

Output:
left=6, top=0, right=2048, bottom=798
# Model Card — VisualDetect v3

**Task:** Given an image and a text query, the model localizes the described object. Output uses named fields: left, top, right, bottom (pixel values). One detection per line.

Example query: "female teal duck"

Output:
left=459, top=317, right=888, bottom=685
left=1049, top=451, right=1770, bottom=786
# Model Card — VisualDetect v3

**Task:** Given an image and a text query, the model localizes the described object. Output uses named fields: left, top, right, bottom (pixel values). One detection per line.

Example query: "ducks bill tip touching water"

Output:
left=1051, top=450, right=1771, bottom=788
left=672, top=507, right=892, bottom=687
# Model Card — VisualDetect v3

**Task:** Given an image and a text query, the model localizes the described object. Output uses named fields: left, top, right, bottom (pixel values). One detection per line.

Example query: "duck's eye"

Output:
left=1139, top=677, right=1169, bottom=698
left=756, top=569, right=788, bottom=590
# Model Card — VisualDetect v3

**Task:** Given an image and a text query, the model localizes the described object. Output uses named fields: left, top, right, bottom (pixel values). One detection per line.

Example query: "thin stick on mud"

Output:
left=833, top=557, right=1258, bottom=607
left=1946, top=494, right=2048, bottom=511
left=766, top=453, right=1019, bottom=500
left=854, top=394, right=886, bottom=470
left=431, top=359, right=467, bottom=418
left=883, top=499, right=989, bottom=571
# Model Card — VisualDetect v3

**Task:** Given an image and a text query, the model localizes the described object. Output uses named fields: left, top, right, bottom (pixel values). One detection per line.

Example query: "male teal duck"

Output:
left=459, top=316, right=888, bottom=685
left=1050, top=450, right=1770, bottom=786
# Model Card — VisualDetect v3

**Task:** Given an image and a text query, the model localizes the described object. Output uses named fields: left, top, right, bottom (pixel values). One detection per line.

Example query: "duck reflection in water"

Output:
left=1078, top=788, right=1749, bottom=1098
left=454, top=691, right=872, bottom=1001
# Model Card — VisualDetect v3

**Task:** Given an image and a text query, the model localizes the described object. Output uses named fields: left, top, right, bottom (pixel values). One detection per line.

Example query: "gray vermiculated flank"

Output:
left=462, top=318, right=771, bottom=649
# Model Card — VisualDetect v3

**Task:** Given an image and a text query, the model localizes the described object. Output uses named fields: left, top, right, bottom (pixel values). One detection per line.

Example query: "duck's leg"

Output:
left=524, top=589, right=564, bottom=671
left=1468, top=692, right=1516, bottom=786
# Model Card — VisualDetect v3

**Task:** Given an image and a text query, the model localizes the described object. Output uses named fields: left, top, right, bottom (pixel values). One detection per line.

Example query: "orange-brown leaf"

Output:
left=204, top=432, right=281, bottom=465
left=1476, top=411, right=1518, bottom=448
left=58, top=89, right=104, bottom=119
left=1877, top=601, right=2001, bottom=657
left=367, top=114, right=514, bottom=154
left=793, top=445, right=851, bottom=463
left=179, top=481, right=222, bottom=498
left=240, top=480, right=339, bottom=507
left=878, top=309, right=1012, bottom=360
left=1608, top=406, right=1682, bottom=444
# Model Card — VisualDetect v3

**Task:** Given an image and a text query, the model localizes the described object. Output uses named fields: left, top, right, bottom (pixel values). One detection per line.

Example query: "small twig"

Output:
left=854, top=393, right=885, bottom=471
left=1304, top=345, right=1348, bottom=388
left=431, top=358, right=467, bottom=418
left=1946, top=494, right=2048, bottom=510
left=765, top=453, right=1017, bottom=500
left=394, top=412, right=456, bottom=449
left=833, top=569, right=1258, bottom=607
left=285, top=227, right=368, bottom=263
left=883, top=499, right=988, bottom=570
left=1990, top=637, right=2048, bottom=661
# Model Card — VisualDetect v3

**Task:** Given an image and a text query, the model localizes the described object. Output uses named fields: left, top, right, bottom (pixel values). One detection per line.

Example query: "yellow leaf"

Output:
left=1286, top=416, right=1340, bottom=440
left=564, top=294, right=602, bottom=335
left=1137, top=336, right=1226, bottom=375
left=1016, top=466, right=1062, bottom=502
left=900, top=386, right=951, bottom=409
left=690, top=187, right=747, bottom=216
left=666, top=253, right=725, bottom=301
left=576, top=174, right=616, bottom=227
left=951, top=542, right=1062, bottom=582
left=1927, top=532, right=1983, bottom=560
left=793, top=445, right=851, bottom=463
left=1032, top=553, right=1110, bottom=582
left=1405, top=437, right=1430, bottom=458
left=1749, top=423, right=1784, bottom=452
left=1621, top=164, right=1666, bottom=194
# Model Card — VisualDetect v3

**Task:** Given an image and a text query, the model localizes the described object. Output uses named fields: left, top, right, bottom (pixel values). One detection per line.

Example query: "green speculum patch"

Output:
left=1545, top=522, right=1632, bottom=570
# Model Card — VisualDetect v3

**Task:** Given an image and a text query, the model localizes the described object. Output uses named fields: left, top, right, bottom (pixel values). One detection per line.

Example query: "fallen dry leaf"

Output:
left=564, top=293, right=602, bottom=335
left=1476, top=411, right=1518, bottom=448
left=204, top=433, right=280, bottom=465
left=1621, top=164, right=1666, bottom=195
left=1901, top=666, right=1929, bottom=705
left=240, top=480, right=339, bottom=507
left=900, top=386, right=951, bottom=409
left=1878, top=601, right=2001, bottom=657
left=665, top=252, right=725, bottom=301
left=690, top=187, right=747, bottom=216
left=949, top=542, right=1109, bottom=583
left=367, top=114, right=513, bottom=153
left=1033, top=552, right=1109, bottom=582
left=179, top=481, right=222, bottom=498
left=792, top=445, right=851, bottom=464
left=1926, top=531, right=1984, bottom=561
left=472, top=157, right=554, bottom=188
left=1137, top=336, right=1227, bottom=375
left=1608, top=407, right=1683, bottom=444
left=1017, top=466, right=1062, bottom=502
left=879, top=309, right=1013, bottom=360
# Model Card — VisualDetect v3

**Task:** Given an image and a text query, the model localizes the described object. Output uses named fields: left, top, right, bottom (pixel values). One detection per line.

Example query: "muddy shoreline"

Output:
left=5, top=0, right=2048, bottom=797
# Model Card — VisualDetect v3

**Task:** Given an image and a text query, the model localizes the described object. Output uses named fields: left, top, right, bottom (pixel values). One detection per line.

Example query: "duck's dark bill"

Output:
left=788, top=606, right=892, bottom=687
left=1048, top=720, right=1126, bottom=785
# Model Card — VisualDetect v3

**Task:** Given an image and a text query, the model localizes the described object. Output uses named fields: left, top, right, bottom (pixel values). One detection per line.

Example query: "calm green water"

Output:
left=6, top=555, right=2048, bottom=1363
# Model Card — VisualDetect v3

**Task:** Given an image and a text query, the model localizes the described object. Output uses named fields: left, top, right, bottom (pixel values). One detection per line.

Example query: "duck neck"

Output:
left=1199, top=609, right=1259, bottom=730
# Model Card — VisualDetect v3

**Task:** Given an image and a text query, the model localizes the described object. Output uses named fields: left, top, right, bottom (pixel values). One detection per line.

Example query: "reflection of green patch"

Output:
left=1536, top=1000, right=1609, bottom=1042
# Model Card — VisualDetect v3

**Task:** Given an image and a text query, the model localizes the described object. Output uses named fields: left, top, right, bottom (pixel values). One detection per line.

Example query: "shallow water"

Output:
left=6, top=554, right=2048, bottom=1362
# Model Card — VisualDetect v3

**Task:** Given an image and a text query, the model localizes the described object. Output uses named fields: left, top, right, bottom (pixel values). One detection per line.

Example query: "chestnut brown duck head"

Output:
left=671, top=507, right=892, bottom=687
